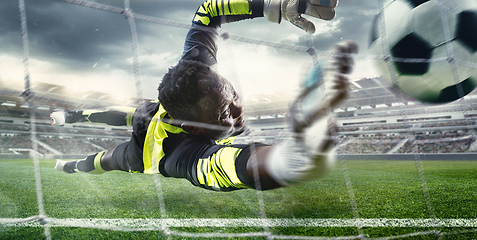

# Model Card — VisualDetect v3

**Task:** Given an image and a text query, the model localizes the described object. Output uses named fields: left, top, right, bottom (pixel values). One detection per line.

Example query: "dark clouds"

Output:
left=297, top=0, right=380, bottom=52
left=0, top=0, right=382, bottom=99
left=3, top=1, right=126, bottom=69
left=0, top=1, right=23, bottom=55
left=0, top=0, right=200, bottom=72
left=1, top=0, right=380, bottom=68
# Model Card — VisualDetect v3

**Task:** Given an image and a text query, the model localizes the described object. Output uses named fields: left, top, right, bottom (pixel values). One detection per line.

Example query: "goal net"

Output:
left=1, top=0, right=476, bottom=239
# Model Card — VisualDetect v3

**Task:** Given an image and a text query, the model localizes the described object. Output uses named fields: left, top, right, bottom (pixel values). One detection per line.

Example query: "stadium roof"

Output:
left=345, top=76, right=403, bottom=107
left=0, top=82, right=141, bottom=113
left=1, top=77, right=477, bottom=119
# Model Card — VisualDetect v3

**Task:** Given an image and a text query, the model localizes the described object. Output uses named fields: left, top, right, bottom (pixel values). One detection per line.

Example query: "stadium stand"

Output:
left=1, top=77, right=476, bottom=159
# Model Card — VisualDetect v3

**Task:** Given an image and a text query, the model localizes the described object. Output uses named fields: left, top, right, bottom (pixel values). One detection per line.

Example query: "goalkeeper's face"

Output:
left=194, top=75, right=245, bottom=140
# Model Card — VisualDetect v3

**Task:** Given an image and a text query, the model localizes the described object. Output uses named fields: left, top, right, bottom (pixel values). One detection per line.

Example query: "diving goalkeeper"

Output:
left=51, top=0, right=357, bottom=191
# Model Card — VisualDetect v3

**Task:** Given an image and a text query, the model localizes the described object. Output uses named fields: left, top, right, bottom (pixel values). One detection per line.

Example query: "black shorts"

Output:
left=110, top=101, right=260, bottom=191
left=160, top=136, right=262, bottom=191
left=111, top=101, right=160, bottom=173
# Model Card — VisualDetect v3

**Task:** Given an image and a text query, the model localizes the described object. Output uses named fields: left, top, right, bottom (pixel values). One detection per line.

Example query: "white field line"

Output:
left=1, top=218, right=477, bottom=229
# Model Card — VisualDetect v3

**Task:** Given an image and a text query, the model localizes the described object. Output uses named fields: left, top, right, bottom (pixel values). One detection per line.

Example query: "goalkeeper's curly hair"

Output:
left=158, top=60, right=221, bottom=122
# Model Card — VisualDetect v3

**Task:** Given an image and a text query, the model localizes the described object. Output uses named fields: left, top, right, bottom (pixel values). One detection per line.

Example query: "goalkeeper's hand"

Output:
left=50, top=111, right=66, bottom=126
left=264, top=0, right=338, bottom=34
left=264, top=40, right=357, bottom=187
left=49, top=111, right=79, bottom=125
left=291, top=40, right=358, bottom=134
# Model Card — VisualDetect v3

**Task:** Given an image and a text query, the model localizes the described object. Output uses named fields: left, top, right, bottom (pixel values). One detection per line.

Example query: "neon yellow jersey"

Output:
left=142, top=104, right=186, bottom=174
left=196, top=146, right=248, bottom=190
left=193, top=0, right=263, bottom=27
left=142, top=104, right=238, bottom=175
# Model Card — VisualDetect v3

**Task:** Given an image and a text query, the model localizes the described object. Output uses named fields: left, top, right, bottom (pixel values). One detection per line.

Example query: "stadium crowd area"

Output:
left=0, top=115, right=476, bottom=156
left=240, top=118, right=477, bottom=154
left=0, top=121, right=129, bottom=156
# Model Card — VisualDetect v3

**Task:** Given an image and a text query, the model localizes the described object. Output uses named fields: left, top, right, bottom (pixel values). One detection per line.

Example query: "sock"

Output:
left=75, top=151, right=107, bottom=174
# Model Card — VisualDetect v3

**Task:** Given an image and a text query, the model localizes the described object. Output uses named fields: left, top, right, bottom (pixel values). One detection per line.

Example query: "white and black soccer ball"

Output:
left=369, top=0, right=477, bottom=104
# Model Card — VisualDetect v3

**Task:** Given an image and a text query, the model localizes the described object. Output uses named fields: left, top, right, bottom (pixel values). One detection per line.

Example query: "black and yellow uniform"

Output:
left=69, top=0, right=264, bottom=191
left=182, top=0, right=263, bottom=65
left=135, top=0, right=264, bottom=191
left=63, top=106, right=136, bottom=126
left=121, top=101, right=258, bottom=191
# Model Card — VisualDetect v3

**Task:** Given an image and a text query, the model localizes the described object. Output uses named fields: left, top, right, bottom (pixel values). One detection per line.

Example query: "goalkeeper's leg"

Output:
left=54, top=102, right=155, bottom=174
left=55, top=139, right=144, bottom=174
left=55, top=151, right=109, bottom=174
left=55, top=144, right=129, bottom=174
left=50, top=106, right=136, bottom=126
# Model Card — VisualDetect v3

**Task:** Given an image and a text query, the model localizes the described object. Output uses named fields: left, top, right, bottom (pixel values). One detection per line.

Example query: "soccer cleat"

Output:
left=50, top=111, right=66, bottom=126
left=54, top=159, right=77, bottom=174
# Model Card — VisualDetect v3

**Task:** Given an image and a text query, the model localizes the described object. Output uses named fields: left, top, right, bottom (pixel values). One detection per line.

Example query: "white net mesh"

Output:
left=1, top=0, right=477, bottom=239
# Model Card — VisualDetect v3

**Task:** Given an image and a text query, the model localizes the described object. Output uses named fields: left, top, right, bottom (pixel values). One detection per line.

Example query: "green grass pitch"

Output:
left=0, top=159, right=476, bottom=239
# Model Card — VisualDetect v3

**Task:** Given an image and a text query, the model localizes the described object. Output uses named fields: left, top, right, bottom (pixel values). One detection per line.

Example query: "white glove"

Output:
left=50, top=111, right=66, bottom=126
left=264, top=0, right=338, bottom=34
left=265, top=41, right=357, bottom=187
left=291, top=40, right=358, bottom=133
left=265, top=137, right=336, bottom=186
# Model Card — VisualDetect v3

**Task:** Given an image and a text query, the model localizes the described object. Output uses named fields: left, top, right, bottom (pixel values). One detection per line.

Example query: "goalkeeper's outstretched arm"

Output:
left=54, top=0, right=354, bottom=192
left=246, top=40, right=357, bottom=189
left=182, top=0, right=339, bottom=65
left=50, top=106, right=136, bottom=126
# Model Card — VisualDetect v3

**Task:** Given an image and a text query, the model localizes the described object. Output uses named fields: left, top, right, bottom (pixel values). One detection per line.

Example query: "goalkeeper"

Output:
left=52, top=0, right=357, bottom=191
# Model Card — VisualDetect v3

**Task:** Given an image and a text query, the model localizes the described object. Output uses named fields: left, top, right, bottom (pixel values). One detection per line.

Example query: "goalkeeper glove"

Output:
left=291, top=40, right=357, bottom=134
left=264, top=0, right=338, bottom=34
left=50, top=111, right=66, bottom=126
left=50, top=111, right=86, bottom=125
left=265, top=41, right=357, bottom=186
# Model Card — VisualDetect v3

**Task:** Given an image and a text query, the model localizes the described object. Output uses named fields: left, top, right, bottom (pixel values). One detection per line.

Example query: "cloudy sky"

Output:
left=0, top=0, right=380, bottom=103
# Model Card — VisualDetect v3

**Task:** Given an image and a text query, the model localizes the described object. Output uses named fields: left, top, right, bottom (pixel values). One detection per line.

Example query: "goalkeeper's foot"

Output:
left=291, top=40, right=358, bottom=133
left=50, top=111, right=66, bottom=126
left=54, top=159, right=77, bottom=174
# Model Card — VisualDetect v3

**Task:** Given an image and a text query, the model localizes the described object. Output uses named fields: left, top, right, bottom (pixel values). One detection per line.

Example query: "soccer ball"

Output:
left=369, top=0, right=477, bottom=103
